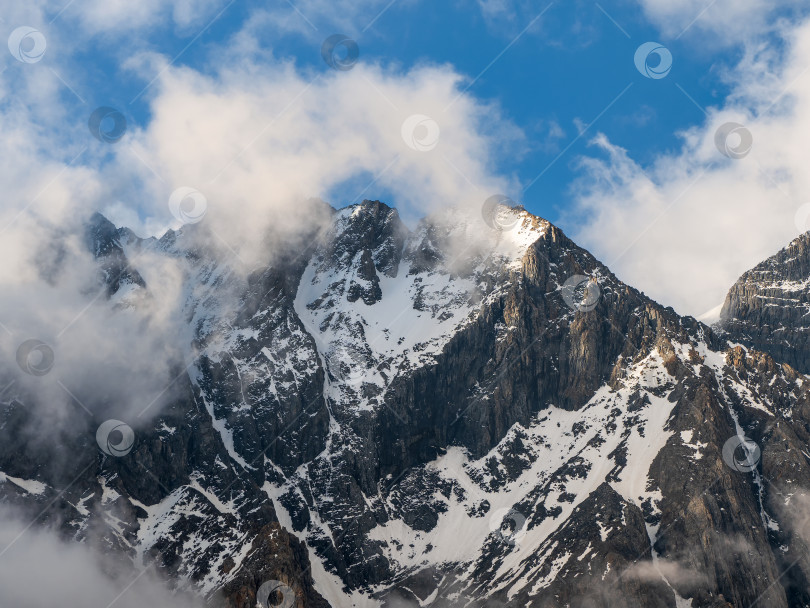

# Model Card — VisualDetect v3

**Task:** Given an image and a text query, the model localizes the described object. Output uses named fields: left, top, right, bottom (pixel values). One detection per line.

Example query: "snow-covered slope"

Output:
left=293, top=203, right=547, bottom=414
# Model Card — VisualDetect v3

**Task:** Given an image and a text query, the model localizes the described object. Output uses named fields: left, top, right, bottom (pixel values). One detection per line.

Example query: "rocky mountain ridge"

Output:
left=1, top=201, right=810, bottom=607
left=721, top=232, right=810, bottom=375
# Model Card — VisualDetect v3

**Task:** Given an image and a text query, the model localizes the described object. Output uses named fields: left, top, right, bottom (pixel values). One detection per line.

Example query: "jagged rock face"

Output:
left=85, top=212, right=147, bottom=296
left=721, top=232, right=810, bottom=374
left=2, top=200, right=810, bottom=608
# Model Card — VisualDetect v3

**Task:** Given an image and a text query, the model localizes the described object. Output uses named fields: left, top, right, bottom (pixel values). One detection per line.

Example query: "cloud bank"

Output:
left=0, top=506, right=204, bottom=608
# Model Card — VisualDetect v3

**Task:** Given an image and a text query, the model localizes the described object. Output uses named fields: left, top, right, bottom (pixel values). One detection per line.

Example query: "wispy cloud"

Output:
left=636, top=0, right=809, bottom=44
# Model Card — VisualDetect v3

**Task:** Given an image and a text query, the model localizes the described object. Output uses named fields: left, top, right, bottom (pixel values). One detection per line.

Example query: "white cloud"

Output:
left=624, top=557, right=706, bottom=590
left=472, top=0, right=577, bottom=42
left=635, top=0, right=808, bottom=43
left=478, top=0, right=517, bottom=24
left=1, top=0, right=227, bottom=37
left=234, top=0, right=420, bottom=41
left=0, top=507, right=203, bottom=608
left=114, top=55, right=521, bottom=261
left=566, top=17, right=810, bottom=317
left=0, top=51, right=193, bottom=425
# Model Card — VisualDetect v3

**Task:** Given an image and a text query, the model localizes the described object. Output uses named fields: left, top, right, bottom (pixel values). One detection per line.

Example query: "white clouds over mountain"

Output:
left=567, top=15, right=810, bottom=316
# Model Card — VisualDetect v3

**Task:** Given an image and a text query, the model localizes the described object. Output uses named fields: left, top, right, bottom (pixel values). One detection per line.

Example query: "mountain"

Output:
left=2, top=201, right=810, bottom=607
left=720, top=232, right=810, bottom=375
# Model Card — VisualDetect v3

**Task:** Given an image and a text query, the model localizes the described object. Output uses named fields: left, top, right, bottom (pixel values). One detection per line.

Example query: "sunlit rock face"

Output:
left=721, top=232, right=810, bottom=375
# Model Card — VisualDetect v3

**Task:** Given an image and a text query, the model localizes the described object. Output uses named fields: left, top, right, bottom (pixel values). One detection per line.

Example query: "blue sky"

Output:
left=59, top=0, right=743, bottom=223
left=3, top=0, right=810, bottom=316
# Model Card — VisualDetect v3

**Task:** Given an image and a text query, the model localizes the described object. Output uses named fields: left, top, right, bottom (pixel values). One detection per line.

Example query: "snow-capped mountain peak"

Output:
left=2, top=201, right=810, bottom=608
